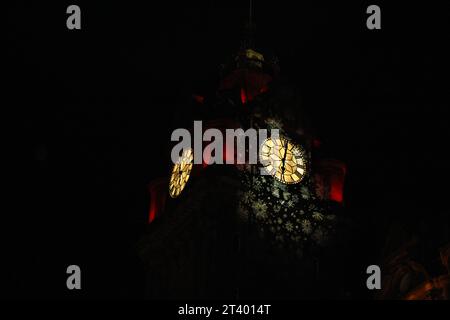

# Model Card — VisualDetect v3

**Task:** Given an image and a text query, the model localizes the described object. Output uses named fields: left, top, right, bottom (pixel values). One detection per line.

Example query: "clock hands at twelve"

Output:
left=280, top=140, right=288, bottom=182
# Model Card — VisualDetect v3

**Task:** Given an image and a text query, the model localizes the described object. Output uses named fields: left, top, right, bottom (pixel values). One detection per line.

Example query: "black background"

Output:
left=4, top=1, right=449, bottom=298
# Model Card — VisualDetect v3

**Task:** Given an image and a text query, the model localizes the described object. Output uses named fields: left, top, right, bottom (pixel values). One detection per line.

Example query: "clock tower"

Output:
left=138, top=5, right=347, bottom=299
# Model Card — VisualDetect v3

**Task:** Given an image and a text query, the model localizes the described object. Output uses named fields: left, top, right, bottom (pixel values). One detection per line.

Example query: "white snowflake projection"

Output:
left=301, top=219, right=313, bottom=235
left=238, top=141, right=337, bottom=250
left=252, top=200, right=268, bottom=220
left=282, top=191, right=291, bottom=201
left=291, top=194, right=300, bottom=203
left=251, top=177, right=265, bottom=191
left=312, top=227, right=328, bottom=245
left=312, top=211, right=324, bottom=221
left=242, top=191, right=255, bottom=205
left=272, top=188, right=280, bottom=198
left=287, top=200, right=295, bottom=208
left=300, top=186, right=310, bottom=199
left=285, top=222, right=294, bottom=232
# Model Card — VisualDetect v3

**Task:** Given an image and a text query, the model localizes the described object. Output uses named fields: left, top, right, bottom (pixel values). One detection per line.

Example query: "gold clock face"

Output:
left=169, top=148, right=193, bottom=198
left=260, top=137, right=306, bottom=184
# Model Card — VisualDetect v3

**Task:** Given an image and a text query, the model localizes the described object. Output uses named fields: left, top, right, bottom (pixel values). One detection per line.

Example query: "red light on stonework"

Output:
left=240, top=88, right=247, bottom=104
left=148, top=178, right=167, bottom=223
left=315, top=159, right=346, bottom=204
left=192, top=94, right=205, bottom=104
left=223, top=142, right=236, bottom=164
left=330, top=177, right=344, bottom=203
left=259, top=85, right=269, bottom=93
left=203, top=148, right=211, bottom=166
left=313, top=139, right=321, bottom=148
left=148, top=196, right=157, bottom=223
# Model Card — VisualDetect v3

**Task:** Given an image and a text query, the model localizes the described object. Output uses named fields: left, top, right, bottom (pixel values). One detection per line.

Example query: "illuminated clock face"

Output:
left=169, top=148, right=193, bottom=198
left=260, top=137, right=306, bottom=184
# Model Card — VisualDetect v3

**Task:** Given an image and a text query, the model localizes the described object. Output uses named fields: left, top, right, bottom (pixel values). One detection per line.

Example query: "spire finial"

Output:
left=242, top=0, right=256, bottom=49
left=249, top=0, right=253, bottom=26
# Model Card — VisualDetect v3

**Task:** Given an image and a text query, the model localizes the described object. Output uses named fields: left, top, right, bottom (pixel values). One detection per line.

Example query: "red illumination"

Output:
left=148, top=178, right=168, bottom=223
left=220, top=69, right=272, bottom=102
left=148, top=191, right=157, bottom=223
left=329, top=176, right=344, bottom=203
left=240, top=88, right=247, bottom=104
left=203, top=151, right=211, bottom=166
left=202, top=142, right=233, bottom=165
left=313, top=139, right=321, bottom=148
left=202, top=119, right=241, bottom=165
left=314, top=159, right=347, bottom=204
left=259, top=85, right=269, bottom=94
left=223, top=141, right=237, bottom=164
left=192, top=94, right=205, bottom=104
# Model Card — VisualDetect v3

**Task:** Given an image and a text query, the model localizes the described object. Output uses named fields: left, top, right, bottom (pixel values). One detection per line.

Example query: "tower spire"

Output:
left=242, top=0, right=256, bottom=49
left=249, top=0, right=253, bottom=26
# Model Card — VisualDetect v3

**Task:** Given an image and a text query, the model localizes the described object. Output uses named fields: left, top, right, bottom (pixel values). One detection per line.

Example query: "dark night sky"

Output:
left=4, top=1, right=449, bottom=298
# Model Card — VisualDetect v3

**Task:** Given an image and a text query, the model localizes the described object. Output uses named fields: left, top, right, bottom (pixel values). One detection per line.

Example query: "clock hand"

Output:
left=281, top=141, right=288, bottom=173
